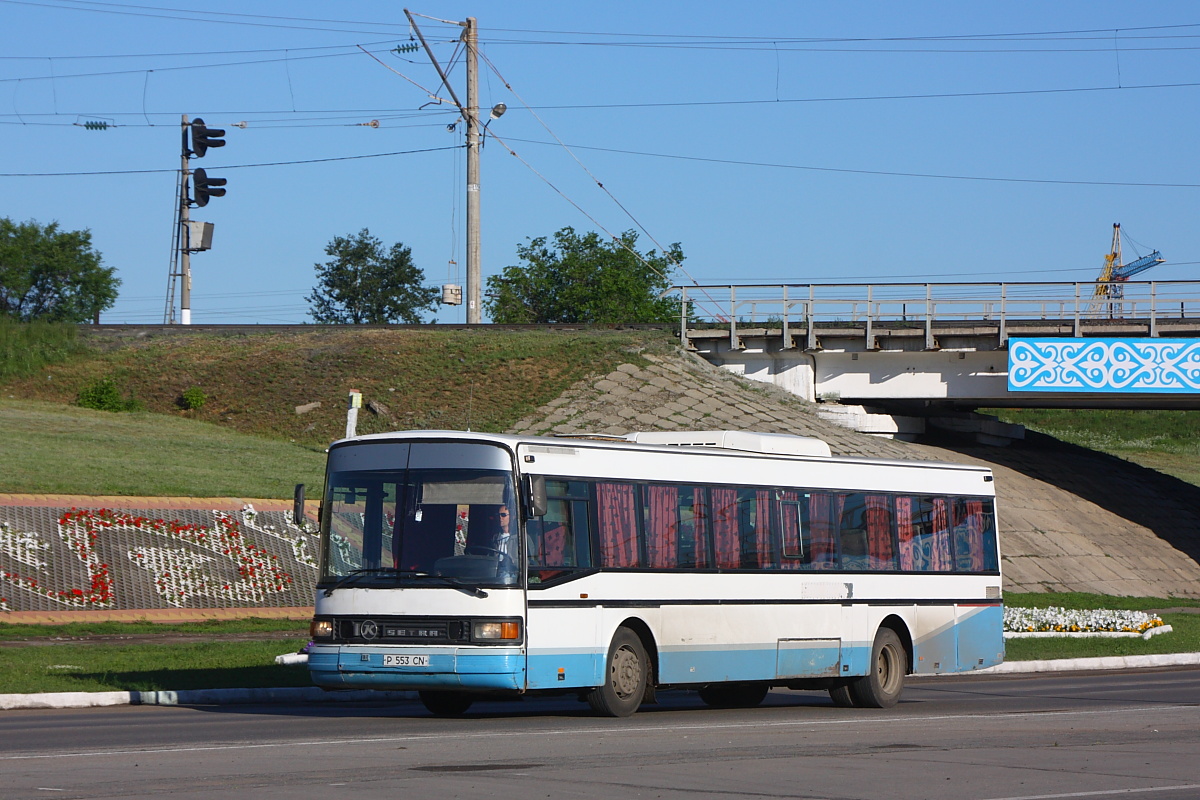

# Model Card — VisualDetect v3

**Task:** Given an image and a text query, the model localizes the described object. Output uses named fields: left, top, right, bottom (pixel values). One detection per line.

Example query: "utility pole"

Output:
left=406, top=10, right=485, bottom=324
left=464, top=16, right=481, bottom=324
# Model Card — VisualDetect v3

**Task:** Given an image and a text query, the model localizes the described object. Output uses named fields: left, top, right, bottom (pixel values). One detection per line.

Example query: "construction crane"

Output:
left=1089, top=223, right=1164, bottom=317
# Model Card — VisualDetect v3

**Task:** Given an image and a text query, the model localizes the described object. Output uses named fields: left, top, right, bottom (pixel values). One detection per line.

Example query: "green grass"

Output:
left=0, top=319, right=84, bottom=382
left=2, top=326, right=665, bottom=451
left=0, top=617, right=308, bottom=641
left=0, top=399, right=326, bottom=498
left=0, top=641, right=314, bottom=693
left=0, top=594, right=1195, bottom=695
left=1004, top=614, right=1200, bottom=661
left=986, top=408, right=1200, bottom=486
left=1005, top=592, right=1200, bottom=611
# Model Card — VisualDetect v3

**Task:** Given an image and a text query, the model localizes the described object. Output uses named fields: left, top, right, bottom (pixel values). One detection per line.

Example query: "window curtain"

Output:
left=929, top=497, right=953, bottom=571
left=646, top=485, right=680, bottom=569
left=755, top=490, right=776, bottom=568
left=692, top=489, right=711, bottom=568
left=965, top=499, right=985, bottom=572
left=597, top=482, right=639, bottom=567
left=541, top=523, right=567, bottom=566
left=807, top=492, right=840, bottom=569
left=779, top=490, right=804, bottom=569
left=711, top=488, right=740, bottom=568
left=895, top=496, right=918, bottom=571
left=864, top=494, right=896, bottom=570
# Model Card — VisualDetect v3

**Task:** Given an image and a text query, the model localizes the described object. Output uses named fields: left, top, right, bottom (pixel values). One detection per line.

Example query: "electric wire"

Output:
left=0, top=145, right=463, bottom=176
left=502, top=136, right=1200, bottom=189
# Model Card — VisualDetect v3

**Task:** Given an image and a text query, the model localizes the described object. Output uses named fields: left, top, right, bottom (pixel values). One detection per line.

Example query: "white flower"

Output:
left=1004, top=606, right=1164, bottom=634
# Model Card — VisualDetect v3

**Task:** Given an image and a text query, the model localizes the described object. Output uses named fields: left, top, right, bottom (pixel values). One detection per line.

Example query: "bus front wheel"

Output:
left=419, top=690, right=474, bottom=716
left=846, top=627, right=906, bottom=709
left=587, top=627, right=648, bottom=717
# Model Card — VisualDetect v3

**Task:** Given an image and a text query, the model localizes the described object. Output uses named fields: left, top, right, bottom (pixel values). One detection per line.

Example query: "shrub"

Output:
left=76, top=378, right=142, bottom=412
left=180, top=387, right=207, bottom=411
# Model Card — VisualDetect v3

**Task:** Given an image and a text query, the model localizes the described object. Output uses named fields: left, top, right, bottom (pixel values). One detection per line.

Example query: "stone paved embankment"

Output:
left=509, top=348, right=1200, bottom=598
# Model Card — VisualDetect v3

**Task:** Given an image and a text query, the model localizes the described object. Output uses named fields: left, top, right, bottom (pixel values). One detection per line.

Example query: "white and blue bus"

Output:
left=305, top=429, right=1003, bottom=716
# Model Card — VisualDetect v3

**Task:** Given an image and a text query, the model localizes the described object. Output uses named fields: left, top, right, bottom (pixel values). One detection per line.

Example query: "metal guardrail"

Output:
left=674, top=280, right=1200, bottom=350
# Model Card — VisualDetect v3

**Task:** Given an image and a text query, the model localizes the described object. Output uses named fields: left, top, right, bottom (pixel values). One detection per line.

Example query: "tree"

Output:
left=0, top=218, right=119, bottom=322
left=306, top=229, right=439, bottom=324
left=485, top=227, right=683, bottom=324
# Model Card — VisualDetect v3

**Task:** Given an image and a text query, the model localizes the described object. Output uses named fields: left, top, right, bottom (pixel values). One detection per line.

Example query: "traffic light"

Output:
left=192, top=167, right=226, bottom=207
left=190, top=118, right=225, bottom=158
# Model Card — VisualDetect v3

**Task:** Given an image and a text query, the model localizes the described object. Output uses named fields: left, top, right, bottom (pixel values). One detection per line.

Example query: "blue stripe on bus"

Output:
left=308, top=647, right=524, bottom=692
left=310, top=607, right=1007, bottom=692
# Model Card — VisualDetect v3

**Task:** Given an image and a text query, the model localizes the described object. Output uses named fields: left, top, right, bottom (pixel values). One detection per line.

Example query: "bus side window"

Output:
left=531, top=498, right=570, bottom=566
left=864, top=494, right=897, bottom=571
left=780, top=495, right=809, bottom=567
left=644, top=485, right=680, bottom=569
left=528, top=480, right=593, bottom=579
left=677, top=486, right=711, bottom=568
left=838, top=493, right=868, bottom=571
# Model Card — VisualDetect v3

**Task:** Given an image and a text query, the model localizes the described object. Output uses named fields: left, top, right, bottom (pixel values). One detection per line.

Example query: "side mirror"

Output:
left=526, top=475, right=547, bottom=518
left=293, top=483, right=306, bottom=526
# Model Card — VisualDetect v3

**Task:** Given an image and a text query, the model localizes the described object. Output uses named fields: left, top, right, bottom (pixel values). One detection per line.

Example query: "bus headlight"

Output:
left=310, top=618, right=334, bottom=639
left=473, top=621, right=520, bottom=640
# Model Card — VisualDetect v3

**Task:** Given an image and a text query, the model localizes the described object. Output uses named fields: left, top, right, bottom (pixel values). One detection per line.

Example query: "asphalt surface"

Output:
left=2, top=652, right=1198, bottom=710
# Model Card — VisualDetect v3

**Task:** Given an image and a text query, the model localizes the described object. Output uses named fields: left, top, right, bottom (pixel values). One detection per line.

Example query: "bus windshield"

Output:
left=320, top=467, right=519, bottom=588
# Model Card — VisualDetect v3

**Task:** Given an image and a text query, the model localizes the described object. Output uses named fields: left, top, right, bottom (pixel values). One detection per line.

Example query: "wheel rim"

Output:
left=610, top=645, right=642, bottom=699
left=876, top=643, right=900, bottom=694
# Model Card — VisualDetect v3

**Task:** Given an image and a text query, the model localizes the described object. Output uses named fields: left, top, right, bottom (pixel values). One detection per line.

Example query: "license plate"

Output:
left=383, top=654, right=429, bottom=667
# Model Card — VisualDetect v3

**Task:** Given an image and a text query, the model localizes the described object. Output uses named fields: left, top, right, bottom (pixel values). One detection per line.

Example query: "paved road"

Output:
left=2, top=668, right=1198, bottom=800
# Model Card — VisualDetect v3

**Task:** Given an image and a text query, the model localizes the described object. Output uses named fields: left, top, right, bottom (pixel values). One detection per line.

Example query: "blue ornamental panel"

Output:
left=1008, top=338, right=1200, bottom=393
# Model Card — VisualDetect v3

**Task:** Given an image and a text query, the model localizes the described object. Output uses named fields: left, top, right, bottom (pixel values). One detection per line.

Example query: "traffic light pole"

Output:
left=179, top=114, right=193, bottom=325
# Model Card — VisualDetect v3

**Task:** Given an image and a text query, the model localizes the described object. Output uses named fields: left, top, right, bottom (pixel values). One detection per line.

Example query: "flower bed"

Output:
left=1004, top=606, right=1171, bottom=640
left=1, top=507, right=296, bottom=609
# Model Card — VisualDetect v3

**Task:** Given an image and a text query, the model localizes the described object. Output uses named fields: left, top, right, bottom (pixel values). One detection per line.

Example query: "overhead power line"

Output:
left=504, top=137, right=1200, bottom=189
left=0, top=145, right=462, bottom=177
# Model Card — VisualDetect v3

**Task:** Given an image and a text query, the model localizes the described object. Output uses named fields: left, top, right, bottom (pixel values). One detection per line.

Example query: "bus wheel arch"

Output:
left=878, top=614, right=914, bottom=674
left=587, top=621, right=656, bottom=717
left=829, top=618, right=912, bottom=709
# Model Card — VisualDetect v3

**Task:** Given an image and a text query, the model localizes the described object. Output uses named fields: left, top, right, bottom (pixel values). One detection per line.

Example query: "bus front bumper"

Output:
left=308, top=644, right=525, bottom=691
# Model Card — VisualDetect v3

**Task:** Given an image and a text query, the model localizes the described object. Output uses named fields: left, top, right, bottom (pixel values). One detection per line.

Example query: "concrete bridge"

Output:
left=677, top=280, right=1200, bottom=442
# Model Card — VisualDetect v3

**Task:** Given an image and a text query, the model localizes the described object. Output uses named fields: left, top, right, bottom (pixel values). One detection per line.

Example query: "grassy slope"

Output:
left=0, top=400, right=327, bottom=497
left=985, top=408, right=1200, bottom=487
left=1, top=327, right=667, bottom=498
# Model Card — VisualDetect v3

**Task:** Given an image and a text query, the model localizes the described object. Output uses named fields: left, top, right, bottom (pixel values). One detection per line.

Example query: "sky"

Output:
left=3, top=1, right=1199, bottom=325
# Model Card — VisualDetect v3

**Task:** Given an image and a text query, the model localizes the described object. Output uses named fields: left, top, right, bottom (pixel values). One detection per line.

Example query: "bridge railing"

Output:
left=673, top=280, right=1200, bottom=350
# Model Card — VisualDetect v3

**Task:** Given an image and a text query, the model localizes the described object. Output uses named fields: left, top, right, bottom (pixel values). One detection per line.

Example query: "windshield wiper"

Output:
left=322, top=567, right=401, bottom=596
left=323, top=568, right=489, bottom=598
left=422, top=575, right=489, bottom=598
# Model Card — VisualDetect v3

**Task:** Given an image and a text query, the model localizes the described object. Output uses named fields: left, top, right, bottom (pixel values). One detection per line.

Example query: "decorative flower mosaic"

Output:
left=1004, top=606, right=1166, bottom=635
left=0, top=507, right=316, bottom=610
left=0, top=522, right=50, bottom=569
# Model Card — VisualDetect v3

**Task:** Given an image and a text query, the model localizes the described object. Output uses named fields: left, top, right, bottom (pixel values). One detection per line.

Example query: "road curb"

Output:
left=969, top=651, right=1200, bottom=674
left=2, top=654, right=1197, bottom=710
left=0, top=687, right=415, bottom=711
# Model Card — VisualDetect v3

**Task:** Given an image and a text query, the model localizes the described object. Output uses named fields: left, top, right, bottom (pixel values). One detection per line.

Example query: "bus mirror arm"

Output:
left=526, top=475, right=548, bottom=517
left=293, top=483, right=306, bottom=526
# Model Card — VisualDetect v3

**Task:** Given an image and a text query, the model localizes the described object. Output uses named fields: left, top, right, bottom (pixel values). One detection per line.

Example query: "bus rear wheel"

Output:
left=698, top=682, right=769, bottom=709
left=586, top=627, right=648, bottom=717
left=419, top=690, right=473, bottom=716
left=847, top=628, right=906, bottom=709
left=828, top=684, right=856, bottom=707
